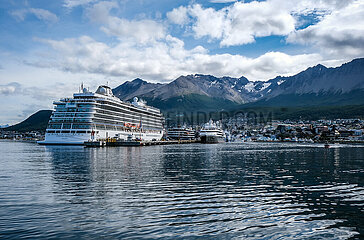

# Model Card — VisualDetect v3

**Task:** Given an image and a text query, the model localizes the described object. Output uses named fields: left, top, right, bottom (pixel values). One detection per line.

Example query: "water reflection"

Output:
left=1, top=141, right=363, bottom=239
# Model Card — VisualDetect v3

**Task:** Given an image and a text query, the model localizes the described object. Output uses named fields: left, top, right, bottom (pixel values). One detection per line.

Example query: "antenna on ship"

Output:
left=79, top=82, right=84, bottom=93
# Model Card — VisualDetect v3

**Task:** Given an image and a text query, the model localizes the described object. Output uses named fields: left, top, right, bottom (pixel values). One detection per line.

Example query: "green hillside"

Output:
left=5, top=110, right=52, bottom=132
left=247, top=90, right=364, bottom=108
left=143, top=94, right=364, bottom=124
left=228, top=105, right=364, bottom=121
left=142, top=93, right=239, bottom=112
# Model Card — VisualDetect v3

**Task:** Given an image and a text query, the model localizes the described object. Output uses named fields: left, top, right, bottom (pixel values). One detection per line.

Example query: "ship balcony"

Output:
left=49, top=119, right=93, bottom=123
left=73, top=93, right=96, bottom=97
left=51, top=114, right=93, bottom=118
left=53, top=107, right=96, bottom=112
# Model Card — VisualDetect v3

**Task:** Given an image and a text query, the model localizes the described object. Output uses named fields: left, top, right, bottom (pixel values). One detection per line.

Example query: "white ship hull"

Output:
left=38, top=130, right=164, bottom=145
left=38, top=85, right=165, bottom=146
left=38, top=133, right=91, bottom=145
left=199, top=120, right=225, bottom=144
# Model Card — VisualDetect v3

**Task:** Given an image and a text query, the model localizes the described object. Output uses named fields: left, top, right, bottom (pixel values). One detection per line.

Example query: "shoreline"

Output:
left=2, top=138, right=364, bottom=146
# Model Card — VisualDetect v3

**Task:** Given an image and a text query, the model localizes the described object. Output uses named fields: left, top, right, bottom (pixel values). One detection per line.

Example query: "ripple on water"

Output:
left=0, top=141, right=363, bottom=239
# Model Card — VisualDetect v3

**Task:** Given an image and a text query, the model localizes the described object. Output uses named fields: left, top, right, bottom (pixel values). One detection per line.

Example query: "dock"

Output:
left=84, top=139, right=200, bottom=147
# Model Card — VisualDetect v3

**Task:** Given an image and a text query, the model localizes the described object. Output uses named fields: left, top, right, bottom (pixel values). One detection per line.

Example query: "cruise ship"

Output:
left=199, top=120, right=225, bottom=143
left=38, top=85, right=164, bottom=145
left=167, top=126, right=195, bottom=140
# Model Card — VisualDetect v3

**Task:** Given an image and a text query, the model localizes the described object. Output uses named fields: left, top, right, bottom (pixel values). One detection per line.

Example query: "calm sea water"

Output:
left=0, top=140, right=363, bottom=239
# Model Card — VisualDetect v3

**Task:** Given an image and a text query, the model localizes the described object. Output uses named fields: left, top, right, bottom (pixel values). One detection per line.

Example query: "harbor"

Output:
left=1, top=139, right=364, bottom=239
left=84, top=139, right=200, bottom=147
left=1, top=0, right=364, bottom=238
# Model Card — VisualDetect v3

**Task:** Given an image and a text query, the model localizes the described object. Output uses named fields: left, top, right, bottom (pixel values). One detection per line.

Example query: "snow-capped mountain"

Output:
left=113, top=58, right=364, bottom=109
left=7, top=58, right=364, bottom=132
left=264, top=58, right=364, bottom=98
left=114, top=74, right=266, bottom=104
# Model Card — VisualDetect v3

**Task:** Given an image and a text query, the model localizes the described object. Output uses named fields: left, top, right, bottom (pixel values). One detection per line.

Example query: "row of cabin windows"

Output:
left=48, top=124, right=91, bottom=129
left=47, top=130, right=100, bottom=134
left=97, top=103, right=161, bottom=118
left=94, top=109, right=161, bottom=123
left=53, top=113, right=93, bottom=117
left=50, top=119, right=91, bottom=123
left=105, top=99, right=161, bottom=114
left=55, top=108, right=93, bottom=113
left=56, top=103, right=160, bottom=117
left=49, top=117, right=162, bottom=129
left=93, top=113, right=161, bottom=126
left=93, top=119, right=162, bottom=129
left=48, top=123, right=162, bottom=130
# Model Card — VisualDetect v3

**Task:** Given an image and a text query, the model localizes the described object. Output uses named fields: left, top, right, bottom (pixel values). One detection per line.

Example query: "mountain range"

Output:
left=113, top=58, right=364, bottom=110
left=3, top=58, right=364, bottom=131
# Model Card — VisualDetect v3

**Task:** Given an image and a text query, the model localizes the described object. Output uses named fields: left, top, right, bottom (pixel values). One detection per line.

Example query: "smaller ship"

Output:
left=167, top=126, right=196, bottom=140
left=199, top=120, right=225, bottom=143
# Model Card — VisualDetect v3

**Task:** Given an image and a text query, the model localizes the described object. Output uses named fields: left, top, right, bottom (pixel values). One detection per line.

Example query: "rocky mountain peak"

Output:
left=112, top=57, right=364, bottom=106
left=131, top=78, right=146, bottom=84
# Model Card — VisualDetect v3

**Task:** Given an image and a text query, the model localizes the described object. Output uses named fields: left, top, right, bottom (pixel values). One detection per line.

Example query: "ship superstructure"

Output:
left=199, top=120, right=225, bottom=143
left=167, top=126, right=196, bottom=140
left=38, top=85, right=164, bottom=145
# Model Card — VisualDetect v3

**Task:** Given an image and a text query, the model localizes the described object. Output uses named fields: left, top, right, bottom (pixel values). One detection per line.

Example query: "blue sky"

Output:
left=1, top=0, right=364, bottom=124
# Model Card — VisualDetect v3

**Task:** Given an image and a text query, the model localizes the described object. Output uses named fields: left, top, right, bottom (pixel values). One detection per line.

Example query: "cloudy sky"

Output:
left=1, top=0, right=364, bottom=124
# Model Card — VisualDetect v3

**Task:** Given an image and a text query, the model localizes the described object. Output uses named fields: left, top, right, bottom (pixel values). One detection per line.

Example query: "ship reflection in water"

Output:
left=0, top=141, right=363, bottom=239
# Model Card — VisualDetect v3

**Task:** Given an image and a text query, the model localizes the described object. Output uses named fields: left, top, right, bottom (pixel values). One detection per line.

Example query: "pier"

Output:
left=84, top=139, right=200, bottom=147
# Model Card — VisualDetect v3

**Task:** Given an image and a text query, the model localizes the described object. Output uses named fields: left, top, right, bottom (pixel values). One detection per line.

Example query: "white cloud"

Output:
left=63, top=0, right=97, bottom=8
left=221, top=1, right=295, bottom=46
left=285, top=0, right=354, bottom=14
left=189, top=4, right=227, bottom=41
left=86, top=1, right=118, bottom=23
left=0, top=80, right=73, bottom=101
left=10, top=8, right=58, bottom=23
left=166, top=0, right=358, bottom=47
left=29, top=8, right=59, bottom=23
left=32, top=34, right=323, bottom=82
left=10, top=9, right=27, bottom=21
left=167, top=6, right=188, bottom=25
left=0, top=82, right=21, bottom=95
left=12, top=0, right=360, bottom=85
left=167, top=1, right=296, bottom=46
left=210, top=0, right=237, bottom=3
left=287, top=0, right=364, bottom=58
left=86, top=1, right=166, bottom=44
left=102, top=18, right=166, bottom=43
